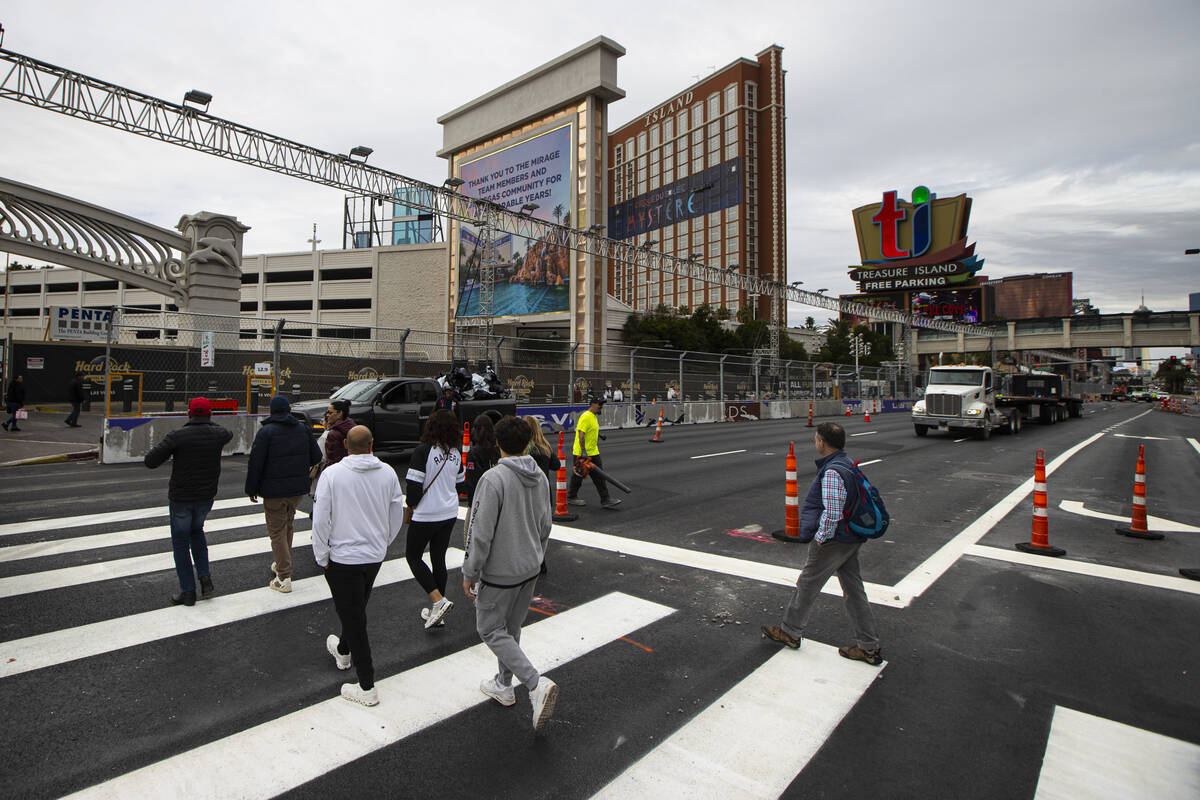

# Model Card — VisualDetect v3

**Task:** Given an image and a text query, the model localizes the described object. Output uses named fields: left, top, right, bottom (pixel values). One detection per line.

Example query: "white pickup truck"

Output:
left=911, top=365, right=1019, bottom=440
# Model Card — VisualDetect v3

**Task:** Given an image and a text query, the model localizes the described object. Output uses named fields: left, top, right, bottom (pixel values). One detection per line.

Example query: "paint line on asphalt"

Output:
left=593, top=642, right=885, bottom=799
left=1111, top=433, right=1170, bottom=440
left=953, top=437, right=971, bottom=443
left=1058, top=500, right=1200, bottom=533
left=891, top=430, right=1107, bottom=605
left=964, top=544, right=1200, bottom=596
left=690, top=449, right=748, bottom=459
left=550, top=523, right=906, bottom=608
left=0, top=496, right=257, bottom=537
left=0, top=527, right=312, bottom=598
left=1188, top=437, right=1200, bottom=457
left=858, top=459, right=882, bottom=467
left=849, top=431, right=877, bottom=437
left=65, top=593, right=676, bottom=800
left=0, top=551, right=463, bottom=679
left=1034, top=706, right=1200, bottom=799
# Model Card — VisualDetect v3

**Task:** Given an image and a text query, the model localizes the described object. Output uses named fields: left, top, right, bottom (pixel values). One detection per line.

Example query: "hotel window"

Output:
left=707, top=92, right=720, bottom=119
left=708, top=241, right=721, bottom=260
left=614, top=143, right=623, bottom=166
left=708, top=134, right=721, bottom=160
left=707, top=120, right=719, bottom=139
left=726, top=220, right=739, bottom=238
left=637, top=131, right=648, bottom=155
left=651, top=125, right=661, bottom=150
left=724, top=83, right=737, bottom=110
left=649, top=174, right=660, bottom=190
left=626, top=137, right=635, bottom=157
left=710, top=286, right=721, bottom=303
left=649, top=159, right=660, bottom=177
left=663, top=117, right=674, bottom=140
left=677, top=108, right=688, bottom=133
left=692, top=229, right=704, bottom=248
left=677, top=159, right=688, bottom=178
left=726, top=236, right=740, bottom=254
left=692, top=102, right=704, bottom=126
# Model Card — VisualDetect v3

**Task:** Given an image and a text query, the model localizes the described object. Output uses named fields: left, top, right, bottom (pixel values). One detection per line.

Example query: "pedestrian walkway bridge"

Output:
left=914, top=312, right=1200, bottom=355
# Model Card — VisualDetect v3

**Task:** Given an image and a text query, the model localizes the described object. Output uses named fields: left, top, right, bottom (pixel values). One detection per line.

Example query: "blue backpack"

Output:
left=831, top=461, right=890, bottom=539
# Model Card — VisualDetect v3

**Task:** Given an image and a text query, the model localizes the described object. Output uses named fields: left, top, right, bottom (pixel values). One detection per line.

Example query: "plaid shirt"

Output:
left=815, top=467, right=847, bottom=544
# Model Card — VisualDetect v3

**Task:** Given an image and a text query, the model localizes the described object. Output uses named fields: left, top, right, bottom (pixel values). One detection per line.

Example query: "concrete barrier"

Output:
left=101, top=414, right=263, bottom=464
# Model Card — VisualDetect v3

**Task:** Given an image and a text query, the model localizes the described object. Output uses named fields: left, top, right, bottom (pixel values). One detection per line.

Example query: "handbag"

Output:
left=15, top=408, right=28, bottom=420
left=404, top=449, right=451, bottom=525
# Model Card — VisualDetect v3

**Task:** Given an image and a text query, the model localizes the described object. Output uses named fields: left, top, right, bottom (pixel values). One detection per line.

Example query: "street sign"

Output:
left=50, top=306, right=111, bottom=342
left=200, top=332, right=215, bottom=367
left=254, top=362, right=272, bottom=376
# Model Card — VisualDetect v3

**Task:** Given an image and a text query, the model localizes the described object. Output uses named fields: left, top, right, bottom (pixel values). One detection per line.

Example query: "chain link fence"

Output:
left=10, top=307, right=917, bottom=412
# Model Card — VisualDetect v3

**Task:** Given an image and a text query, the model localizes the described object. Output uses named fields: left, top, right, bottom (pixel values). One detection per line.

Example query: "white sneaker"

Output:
left=340, top=683, right=379, bottom=707
left=269, top=577, right=292, bottom=593
left=326, top=635, right=352, bottom=670
left=425, top=598, right=453, bottom=629
left=420, top=607, right=446, bottom=628
left=270, top=561, right=278, bottom=578
left=529, top=677, right=559, bottom=732
left=479, top=676, right=516, bottom=707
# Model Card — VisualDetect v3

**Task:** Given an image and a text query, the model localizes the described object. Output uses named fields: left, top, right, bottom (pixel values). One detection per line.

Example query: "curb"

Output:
left=0, top=449, right=100, bottom=468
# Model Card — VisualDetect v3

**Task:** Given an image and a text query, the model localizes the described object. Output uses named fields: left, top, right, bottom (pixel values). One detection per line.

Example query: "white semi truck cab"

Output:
left=912, top=365, right=1015, bottom=440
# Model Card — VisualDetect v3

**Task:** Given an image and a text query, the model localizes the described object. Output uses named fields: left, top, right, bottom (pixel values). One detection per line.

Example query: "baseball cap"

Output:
left=188, top=397, right=212, bottom=416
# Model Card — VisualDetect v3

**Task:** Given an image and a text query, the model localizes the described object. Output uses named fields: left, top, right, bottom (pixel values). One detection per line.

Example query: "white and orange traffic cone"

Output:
left=845, top=405, right=851, bottom=417
left=553, top=431, right=578, bottom=522
left=1116, top=444, right=1162, bottom=540
left=1016, top=449, right=1065, bottom=556
left=649, top=408, right=664, bottom=443
left=772, top=442, right=801, bottom=543
left=806, top=402, right=814, bottom=428
left=864, top=402, right=871, bottom=423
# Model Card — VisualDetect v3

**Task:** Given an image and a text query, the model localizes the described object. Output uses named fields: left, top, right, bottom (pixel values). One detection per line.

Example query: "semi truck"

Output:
left=911, top=366, right=1082, bottom=440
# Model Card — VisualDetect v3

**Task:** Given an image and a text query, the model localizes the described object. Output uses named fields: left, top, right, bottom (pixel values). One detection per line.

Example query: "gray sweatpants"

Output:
left=782, top=540, right=880, bottom=650
left=475, top=579, right=540, bottom=690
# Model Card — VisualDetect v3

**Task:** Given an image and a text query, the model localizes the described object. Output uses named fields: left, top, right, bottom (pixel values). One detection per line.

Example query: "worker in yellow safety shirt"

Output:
left=567, top=396, right=621, bottom=508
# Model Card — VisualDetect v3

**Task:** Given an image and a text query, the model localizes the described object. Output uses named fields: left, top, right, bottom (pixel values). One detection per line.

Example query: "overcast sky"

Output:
left=2, top=0, right=1197, bottom=326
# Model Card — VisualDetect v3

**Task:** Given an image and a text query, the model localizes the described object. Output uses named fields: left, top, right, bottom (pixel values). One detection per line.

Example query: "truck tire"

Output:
left=1012, top=411, right=1022, bottom=434
left=1046, top=407, right=1057, bottom=425
left=976, top=421, right=991, bottom=441
left=914, top=424, right=928, bottom=437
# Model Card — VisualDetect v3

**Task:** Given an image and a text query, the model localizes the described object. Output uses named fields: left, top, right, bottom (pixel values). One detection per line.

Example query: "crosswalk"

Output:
left=2, top=495, right=1193, bottom=798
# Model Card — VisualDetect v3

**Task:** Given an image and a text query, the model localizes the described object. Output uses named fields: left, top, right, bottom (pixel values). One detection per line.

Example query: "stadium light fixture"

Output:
left=349, top=146, right=374, bottom=162
left=443, top=177, right=465, bottom=190
left=182, top=90, right=212, bottom=112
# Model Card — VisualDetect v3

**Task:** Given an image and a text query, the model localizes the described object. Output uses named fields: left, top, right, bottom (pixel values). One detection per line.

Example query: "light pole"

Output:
left=851, top=332, right=871, bottom=400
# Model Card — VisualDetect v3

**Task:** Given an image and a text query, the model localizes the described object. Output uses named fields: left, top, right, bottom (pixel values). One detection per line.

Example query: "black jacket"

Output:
left=245, top=412, right=321, bottom=499
left=5, top=380, right=25, bottom=407
left=68, top=378, right=86, bottom=404
left=463, top=445, right=500, bottom=505
left=529, top=447, right=561, bottom=498
left=144, top=419, right=233, bottom=502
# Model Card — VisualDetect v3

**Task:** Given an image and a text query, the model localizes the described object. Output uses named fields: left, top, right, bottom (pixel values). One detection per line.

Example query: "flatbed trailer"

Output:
left=996, top=372, right=1083, bottom=424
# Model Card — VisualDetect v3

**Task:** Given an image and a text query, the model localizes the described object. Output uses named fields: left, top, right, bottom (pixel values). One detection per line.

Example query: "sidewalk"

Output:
left=0, top=405, right=102, bottom=466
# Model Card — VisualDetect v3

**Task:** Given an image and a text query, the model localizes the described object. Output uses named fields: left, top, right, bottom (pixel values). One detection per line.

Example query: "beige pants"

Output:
left=264, top=495, right=303, bottom=579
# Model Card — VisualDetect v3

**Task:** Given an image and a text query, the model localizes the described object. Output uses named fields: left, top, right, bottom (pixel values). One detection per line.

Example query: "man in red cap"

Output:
left=145, top=397, right=233, bottom=606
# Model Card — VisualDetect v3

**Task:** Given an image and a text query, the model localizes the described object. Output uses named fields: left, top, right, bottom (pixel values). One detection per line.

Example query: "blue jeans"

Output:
left=65, top=402, right=81, bottom=426
left=169, top=499, right=214, bottom=592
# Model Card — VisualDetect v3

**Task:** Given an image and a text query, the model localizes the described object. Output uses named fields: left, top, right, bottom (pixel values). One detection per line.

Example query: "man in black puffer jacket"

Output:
left=145, top=397, right=233, bottom=607
left=246, top=395, right=321, bottom=593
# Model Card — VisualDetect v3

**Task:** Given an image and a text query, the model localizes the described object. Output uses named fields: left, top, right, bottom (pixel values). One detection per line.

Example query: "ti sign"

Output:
left=50, top=307, right=112, bottom=343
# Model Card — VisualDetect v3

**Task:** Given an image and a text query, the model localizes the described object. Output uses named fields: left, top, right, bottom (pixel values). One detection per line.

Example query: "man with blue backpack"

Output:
left=762, top=422, right=884, bottom=665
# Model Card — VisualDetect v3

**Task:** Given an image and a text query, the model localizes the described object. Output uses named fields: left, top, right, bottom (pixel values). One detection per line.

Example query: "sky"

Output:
left=1, top=0, right=1198, bottom=330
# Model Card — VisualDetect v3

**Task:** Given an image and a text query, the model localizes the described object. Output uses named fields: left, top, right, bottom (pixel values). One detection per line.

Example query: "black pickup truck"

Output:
left=291, top=378, right=516, bottom=451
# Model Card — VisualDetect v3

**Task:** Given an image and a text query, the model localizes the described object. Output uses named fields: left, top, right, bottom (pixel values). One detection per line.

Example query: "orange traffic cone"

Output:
left=1116, top=444, right=1162, bottom=540
left=1016, top=449, right=1065, bottom=556
left=845, top=405, right=851, bottom=417
left=553, top=431, right=578, bottom=522
left=806, top=402, right=814, bottom=428
left=864, top=403, right=871, bottom=423
left=772, top=442, right=801, bottom=543
left=649, top=408, right=664, bottom=443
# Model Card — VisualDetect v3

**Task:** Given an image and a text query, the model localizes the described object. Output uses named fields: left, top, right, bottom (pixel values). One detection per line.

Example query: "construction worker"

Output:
left=567, top=397, right=620, bottom=508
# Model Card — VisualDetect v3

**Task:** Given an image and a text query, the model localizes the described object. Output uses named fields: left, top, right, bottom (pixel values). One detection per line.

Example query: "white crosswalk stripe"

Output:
left=0, top=497, right=257, bottom=537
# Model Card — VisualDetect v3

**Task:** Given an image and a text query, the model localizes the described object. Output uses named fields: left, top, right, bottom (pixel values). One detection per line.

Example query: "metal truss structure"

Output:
left=0, top=176, right=188, bottom=297
left=0, top=46, right=980, bottom=337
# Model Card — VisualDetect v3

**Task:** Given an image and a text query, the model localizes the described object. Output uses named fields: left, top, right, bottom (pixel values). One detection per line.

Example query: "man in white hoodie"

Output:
left=312, top=425, right=405, bottom=707
left=462, top=415, right=557, bottom=732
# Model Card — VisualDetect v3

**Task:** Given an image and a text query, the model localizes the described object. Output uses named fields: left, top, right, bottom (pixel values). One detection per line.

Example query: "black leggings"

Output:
left=324, top=560, right=382, bottom=690
left=405, top=517, right=457, bottom=595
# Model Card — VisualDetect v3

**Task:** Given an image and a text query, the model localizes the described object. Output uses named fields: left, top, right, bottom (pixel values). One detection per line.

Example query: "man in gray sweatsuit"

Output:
left=462, top=415, right=558, bottom=732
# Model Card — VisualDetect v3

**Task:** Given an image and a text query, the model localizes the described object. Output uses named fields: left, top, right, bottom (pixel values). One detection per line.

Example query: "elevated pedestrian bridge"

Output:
left=914, top=312, right=1200, bottom=355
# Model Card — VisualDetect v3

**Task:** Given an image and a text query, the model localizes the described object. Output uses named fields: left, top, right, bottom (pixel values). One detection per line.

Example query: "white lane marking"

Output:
left=858, top=459, right=882, bottom=467
left=1189, top=437, right=1200, bottom=456
left=0, top=511, right=302, bottom=563
left=953, top=437, right=971, bottom=443
left=891, top=431, right=1106, bottom=605
left=0, top=551, right=462, bottom=679
left=0, top=528, right=311, bottom=599
left=551, top=523, right=906, bottom=608
left=1112, top=433, right=1171, bottom=440
left=964, top=545, right=1200, bottom=596
left=0, top=497, right=256, bottom=537
left=850, top=431, right=877, bottom=437
left=1058, top=500, right=1200, bottom=533
left=65, top=593, right=676, bottom=800
left=1034, top=706, right=1200, bottom=799
left=0, top=439, right=95, bottom=446
left=593, top=643, right=884, bottom=799
left=690, top=449, right=748, bottom=460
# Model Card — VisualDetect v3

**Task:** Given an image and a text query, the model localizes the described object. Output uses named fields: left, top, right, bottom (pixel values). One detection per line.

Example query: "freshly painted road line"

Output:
left=550, top=523, right=906, bottom=608
left=858, top=459, right=882, bottom=467
left=849, top=431, right=877, bottom=437
left=0, top=496, right=256, bottom=537
left=593, top=642, right=884, bottom=799
left=891, top=431, right=1106, bottom=605
left=0, top=552, right=463, bottom=679
left=690, top=449, right=748, bottom=459
left=964, top=545, right=1200, bottom=596
left=0, top=530, right=312, bottom=598
left=1058, top=500, right=1200, bottom=533
left=1188, top=437, right=1200, bottom=456
left=1033, top=706, right=1200, bottom=799
left=1111, top=433, right=1170, bottom=440
left=953, top=437, right=971, bottom=443
left=0, top=511, right=304, bottom=563
left=65, top=593, right=676, bottom=800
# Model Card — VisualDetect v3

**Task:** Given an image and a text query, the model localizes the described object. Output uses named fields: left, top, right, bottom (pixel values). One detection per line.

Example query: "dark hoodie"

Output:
left=245, top=412, right=322, bottom=498
left=462, top=455, right=551, bottom=588
left=323, top=416, right=356, bottom=465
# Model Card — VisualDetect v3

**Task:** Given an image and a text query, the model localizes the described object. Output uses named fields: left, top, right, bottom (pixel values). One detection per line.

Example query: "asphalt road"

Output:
left=1, top=403, right=1198, bottom=798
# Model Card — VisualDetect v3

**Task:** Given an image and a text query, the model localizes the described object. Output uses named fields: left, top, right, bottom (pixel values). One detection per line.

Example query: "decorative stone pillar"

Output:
left=176, top=212, right=250, bottom=347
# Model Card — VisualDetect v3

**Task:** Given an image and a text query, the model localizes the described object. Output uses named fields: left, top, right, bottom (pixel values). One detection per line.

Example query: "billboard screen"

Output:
left=910, top=288, right=983, bottom=323
left=455, top=123, right=573, bottom=318
left=607, top=158, right=742, bottom=240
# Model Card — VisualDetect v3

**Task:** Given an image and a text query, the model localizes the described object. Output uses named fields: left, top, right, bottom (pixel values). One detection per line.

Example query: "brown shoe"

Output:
left=761, top=625, right=801, bottom=649
left=838, top=645, right=883, bottom=666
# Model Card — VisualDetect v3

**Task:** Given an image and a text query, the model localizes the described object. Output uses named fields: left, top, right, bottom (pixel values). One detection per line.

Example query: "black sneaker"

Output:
left=199, top=575, right=215, bottom=597
left=838, top=645, right=883, bottom=666
left=601, top=498, right=622, bottom=508
left=171, top=591, right=197, bottom=607
left=761, top=625, right=801, bottom=649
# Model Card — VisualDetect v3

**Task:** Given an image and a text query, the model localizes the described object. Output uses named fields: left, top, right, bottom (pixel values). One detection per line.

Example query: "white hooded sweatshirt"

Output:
left=312, top=453, right=405, bottom=567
